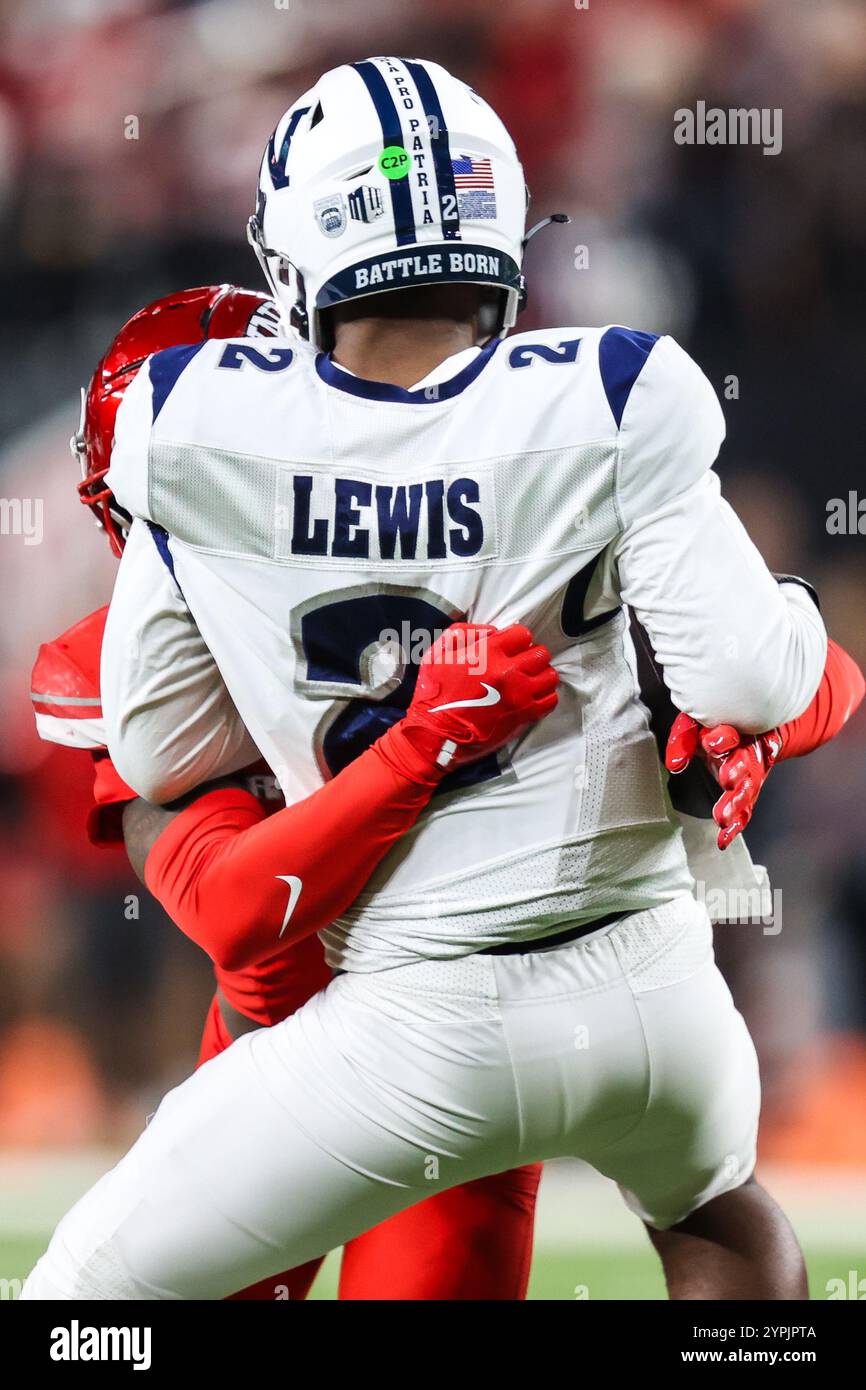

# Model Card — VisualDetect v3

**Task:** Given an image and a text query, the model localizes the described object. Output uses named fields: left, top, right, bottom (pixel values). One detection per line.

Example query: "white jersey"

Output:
left=104, top=325, right=825, bottom=970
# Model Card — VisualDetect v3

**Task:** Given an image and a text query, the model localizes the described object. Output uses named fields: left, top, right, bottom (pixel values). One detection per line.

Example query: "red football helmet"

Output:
left=72, top=284, right=280, bottom=555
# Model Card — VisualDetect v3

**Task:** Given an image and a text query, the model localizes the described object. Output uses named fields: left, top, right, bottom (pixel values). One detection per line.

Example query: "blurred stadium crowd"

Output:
left=0, top=0, right=864, bottom=1164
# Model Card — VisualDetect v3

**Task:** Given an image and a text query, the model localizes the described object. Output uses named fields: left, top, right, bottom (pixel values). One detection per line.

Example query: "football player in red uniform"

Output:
left=31, top=284, right=549, bottom=1301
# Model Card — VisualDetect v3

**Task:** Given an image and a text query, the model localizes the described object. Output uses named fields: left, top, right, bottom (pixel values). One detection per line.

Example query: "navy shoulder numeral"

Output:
left=217, top=344, right=295, bottom=372
left=508, top=338, right=582, bottom=370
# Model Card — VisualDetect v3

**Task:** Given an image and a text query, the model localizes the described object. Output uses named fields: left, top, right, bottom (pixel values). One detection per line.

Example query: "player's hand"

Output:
left=380, top=622, right=558, bottom=779
left=665, top=712, right=783, bottom=850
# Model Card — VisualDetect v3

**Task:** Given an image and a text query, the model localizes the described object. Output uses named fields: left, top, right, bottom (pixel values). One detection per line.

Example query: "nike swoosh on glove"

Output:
left=377, top=622, right=559, bottom=779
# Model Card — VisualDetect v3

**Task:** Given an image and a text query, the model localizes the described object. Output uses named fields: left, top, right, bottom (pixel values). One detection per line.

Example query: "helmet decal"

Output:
left=313, top=194, right=348, bottom=238
left=347, top=186, right=386, bottom=224
left=377, top=145, right=411, bottom=179
left=267, top=106, right=311, bottom=191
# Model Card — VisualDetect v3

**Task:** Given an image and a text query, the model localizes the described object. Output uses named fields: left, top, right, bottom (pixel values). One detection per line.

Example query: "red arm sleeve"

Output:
left=143, top=731, right=441, bottom=971
left=777, top=638, right=865, bottom=760
left=87, top=750, right=138, bottom=846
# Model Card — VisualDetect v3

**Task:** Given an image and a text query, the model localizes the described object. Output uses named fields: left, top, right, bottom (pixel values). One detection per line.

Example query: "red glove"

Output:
left=144, top=621, right=558, bottom=968
left=666, top=713, right=781, bottom=849
left=665, top=637, right=865, bottom=850
left=376, top=622, right=559, bottom=779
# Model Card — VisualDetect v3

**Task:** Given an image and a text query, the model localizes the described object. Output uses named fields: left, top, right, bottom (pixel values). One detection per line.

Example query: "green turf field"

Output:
left=2, top=1234, right=862, bottom=1300
left=2, top=1155, right=864, bottom=1300
left=308, top=1245, right=865, bottom=1300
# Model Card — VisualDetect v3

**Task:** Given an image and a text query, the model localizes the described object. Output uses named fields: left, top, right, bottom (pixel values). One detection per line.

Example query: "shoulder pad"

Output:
left=32, top=607, right=108, bottom=747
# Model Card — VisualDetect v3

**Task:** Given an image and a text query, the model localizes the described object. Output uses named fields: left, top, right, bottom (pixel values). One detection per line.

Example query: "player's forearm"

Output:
left=616, top=475, right=828, bottom=732
left=776, top=637, right=865, bottom=759
left=143, top=736, right=442, bottom=971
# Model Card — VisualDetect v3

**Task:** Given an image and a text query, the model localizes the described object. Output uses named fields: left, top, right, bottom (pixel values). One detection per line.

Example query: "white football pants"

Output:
left=22, top=893, right=759, bottom=1299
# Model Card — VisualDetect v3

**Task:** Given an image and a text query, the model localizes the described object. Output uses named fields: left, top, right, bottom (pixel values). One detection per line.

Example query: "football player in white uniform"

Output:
left=25, top=57, right=830, bottom=1300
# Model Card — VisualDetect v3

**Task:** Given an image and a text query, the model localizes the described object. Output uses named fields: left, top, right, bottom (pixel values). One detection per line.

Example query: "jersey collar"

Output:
left=315, top=338, right=500, bottom=403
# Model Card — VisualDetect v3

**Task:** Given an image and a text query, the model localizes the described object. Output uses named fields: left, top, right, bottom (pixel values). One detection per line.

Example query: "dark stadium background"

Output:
left=0, top=0, right=864, bottom=1298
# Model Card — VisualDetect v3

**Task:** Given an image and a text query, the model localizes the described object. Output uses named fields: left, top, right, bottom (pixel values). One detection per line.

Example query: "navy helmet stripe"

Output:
left=352, top=61, right=415, bottom=247
left=404, top=61, right=461, bottom=242
left=267, top=106, right=310, bottom=191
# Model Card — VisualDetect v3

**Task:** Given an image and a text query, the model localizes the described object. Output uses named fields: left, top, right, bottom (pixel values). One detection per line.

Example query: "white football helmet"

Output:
left=248, top=56, right=530, bottom=347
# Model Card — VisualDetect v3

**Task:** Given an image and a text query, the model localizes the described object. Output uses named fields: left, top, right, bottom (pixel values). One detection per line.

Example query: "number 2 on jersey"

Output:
left=294, top=589, right=501, bottom=791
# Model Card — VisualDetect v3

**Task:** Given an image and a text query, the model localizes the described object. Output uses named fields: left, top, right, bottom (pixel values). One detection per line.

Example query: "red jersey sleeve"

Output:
left=778, top=638, right=865, bottom=760
left=143, top=726, right=443, bottom=972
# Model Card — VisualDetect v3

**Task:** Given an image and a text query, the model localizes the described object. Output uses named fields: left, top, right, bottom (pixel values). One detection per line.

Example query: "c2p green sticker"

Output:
left=378, top=145, right=410, bottom=180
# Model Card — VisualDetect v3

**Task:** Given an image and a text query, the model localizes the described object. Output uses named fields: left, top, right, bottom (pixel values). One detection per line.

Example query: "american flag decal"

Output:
left=451, top=155, right=495, bottom=189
